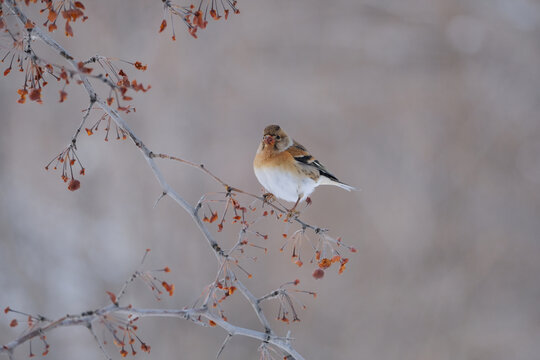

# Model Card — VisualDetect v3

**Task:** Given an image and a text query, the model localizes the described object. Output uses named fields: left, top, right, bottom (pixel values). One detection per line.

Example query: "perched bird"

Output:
left=253, top=125, right=355, bottom=211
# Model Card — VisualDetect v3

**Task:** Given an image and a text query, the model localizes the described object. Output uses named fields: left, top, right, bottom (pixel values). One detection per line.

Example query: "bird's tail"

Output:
left=319, top=177, right=357, bottom=191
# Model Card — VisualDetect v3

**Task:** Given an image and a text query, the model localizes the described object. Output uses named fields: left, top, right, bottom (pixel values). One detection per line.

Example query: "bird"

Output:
left=253, top=124, right=355, bottom=213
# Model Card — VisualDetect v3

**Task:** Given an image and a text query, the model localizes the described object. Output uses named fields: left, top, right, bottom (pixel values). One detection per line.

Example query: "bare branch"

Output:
left=1, top=305, right=304, bottom=360
left=0, top=2, right=352, bottom=359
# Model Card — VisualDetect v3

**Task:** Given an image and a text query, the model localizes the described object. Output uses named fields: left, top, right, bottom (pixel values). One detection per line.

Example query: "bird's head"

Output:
left=262, top=125, right=291, bottom=151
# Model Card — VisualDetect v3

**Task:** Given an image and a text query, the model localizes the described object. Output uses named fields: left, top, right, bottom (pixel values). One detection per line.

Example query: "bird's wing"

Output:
left=287, top=140, right=340, bottom=182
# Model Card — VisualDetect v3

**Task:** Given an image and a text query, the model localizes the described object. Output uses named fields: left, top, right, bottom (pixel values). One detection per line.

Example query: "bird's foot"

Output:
left=285, top=196, right=302, bottom=220
left=262, top=193, right=275, bottom=204
left=285, top=208, right=301, bottom=220
left=285, top=201, right=301, bottom=220
left=305, top=197, right=312, bottom=206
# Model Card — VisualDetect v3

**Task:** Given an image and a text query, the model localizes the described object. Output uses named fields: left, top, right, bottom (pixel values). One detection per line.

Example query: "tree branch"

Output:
left=1, top=305, right=303, bottom=359
left=2, top=1, right=307, bottom=359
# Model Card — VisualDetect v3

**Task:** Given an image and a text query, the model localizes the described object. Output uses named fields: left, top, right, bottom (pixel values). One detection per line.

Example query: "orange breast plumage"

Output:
left=253, top=149, right=318, bottom=203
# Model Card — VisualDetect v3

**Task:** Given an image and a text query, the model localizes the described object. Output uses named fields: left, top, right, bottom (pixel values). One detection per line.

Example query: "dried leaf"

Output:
left=159, top=19, right=167, bottom=33
left=162, top=281, right=174, bottom=296
left=77, top=62, right=92, bottom=74
left=134, top=61, right=147, bottom=71
left=106, top=291, right=117, bottom=304
left=338, top=258, right=349, bottom=274
left=59, top=90, right=67, bottom=103
left=140, top=343, right=151, bottom=353
left=48, top=10, right=57, bottom=23
left=318, top=258, right=332, bottom=269
left=65, top=21, right=73, bottom=37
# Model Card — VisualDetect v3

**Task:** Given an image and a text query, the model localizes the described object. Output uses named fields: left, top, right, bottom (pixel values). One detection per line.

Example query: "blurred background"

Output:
left=2, top=0, right=540, bottom=359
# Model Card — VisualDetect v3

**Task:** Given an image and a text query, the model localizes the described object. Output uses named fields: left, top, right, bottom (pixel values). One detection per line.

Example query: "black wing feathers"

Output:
left=293, top=152, right=340, bottom=182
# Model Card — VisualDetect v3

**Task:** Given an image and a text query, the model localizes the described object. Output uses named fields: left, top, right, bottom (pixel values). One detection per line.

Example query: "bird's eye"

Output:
left=276, top=135, right=281, bottom=140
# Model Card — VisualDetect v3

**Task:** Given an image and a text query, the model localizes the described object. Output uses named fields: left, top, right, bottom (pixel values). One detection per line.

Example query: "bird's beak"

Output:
left=264, top=135, right=275, bottom=145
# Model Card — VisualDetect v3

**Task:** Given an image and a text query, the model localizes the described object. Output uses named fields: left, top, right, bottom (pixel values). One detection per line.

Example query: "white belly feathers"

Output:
left=254, top=166, right=317, bottom=203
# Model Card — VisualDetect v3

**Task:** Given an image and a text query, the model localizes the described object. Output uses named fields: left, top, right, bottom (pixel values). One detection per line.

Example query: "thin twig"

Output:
left=71, top=99, right=96, bottom=149
left=87, top=323, right=113, bottom=360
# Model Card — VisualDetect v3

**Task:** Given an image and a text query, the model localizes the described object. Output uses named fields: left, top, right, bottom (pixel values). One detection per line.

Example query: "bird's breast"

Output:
left=253, top=166, right=303, bottom=202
